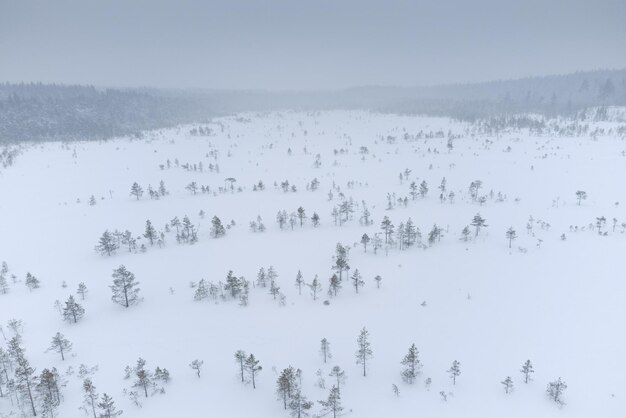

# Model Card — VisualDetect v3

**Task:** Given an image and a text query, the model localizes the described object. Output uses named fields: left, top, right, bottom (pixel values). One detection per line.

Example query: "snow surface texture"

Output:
left=1, top=110, right=625, bottom=417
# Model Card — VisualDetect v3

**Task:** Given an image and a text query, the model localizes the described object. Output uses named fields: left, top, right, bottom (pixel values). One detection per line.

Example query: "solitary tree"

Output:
left=400, top=344, right=421, bottom=384
left=546, top=377, right=567, bottom=405
left=328, top=366, right=346, bottom=395
left=506, top=227, right=517, bottom=248
left=361, top=234, right=370, bottom=252
left=471, top=214, right=487, bottom=237
left=295, top=270, right=305, bottom=295
left=130, top=182, right=143, bottom=200
left=309, top=275, right=322, bottom=300
left=82, top=378, right=99, bottom=418
left=96, top=230, right=118, bottom=256
left=144, top=220, right=157, bottom=246
left=77, top=282, right=88, bottom=300
left=211, top=216, right=226, bottom=238
left=320, top=338, right=332, bottom=363
left=318, top=386, right=343, bottom=418
left=63, top=295, right=85, bottom=324
left=501, top=376, right=514, bottom=394
left=48, top=332, right=72, bottom=360
left=110, top=265, right=141, bottom=308
left=234, top=350, right=247, bottom=383
left=355, top=327, right=373, bottom=377
left=189, top=359, right=204, bottom=378
left=575, top=190, right=587, bottom=206
left=245, top=354, right=262, bottom=389
left=97, top=393, right=123, bottom=418
left=447, top=360, right=461, bottom=385
left=351, top=269, right=364, bottom=294
left=521, top=360, right=534, bottom=383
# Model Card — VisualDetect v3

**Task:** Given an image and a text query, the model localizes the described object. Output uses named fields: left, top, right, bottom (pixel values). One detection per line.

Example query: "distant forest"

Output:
left=1, top=69, right=625, bottom=143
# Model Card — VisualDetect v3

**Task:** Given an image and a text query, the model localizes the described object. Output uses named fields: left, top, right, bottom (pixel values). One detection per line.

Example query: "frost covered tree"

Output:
left=276, top=366, right=297, bottom=409
left=210, top=216, right=226, bottom=238
left=576, top=190, right=587, bottom=206
left=189, top=359, right=204, bottom=378
left=63, top=295, right=85, bottom=324
left=97, top=393, right=123, bottom=418
left=77, top=282, right=88, bottom=300
left=318, top=386, right=343, bottom=418
left=133, top=358, right=152, bottom=398
left=309, top=275, right=322, bottom=300
left=521, top=360, right=534, bottom=383
left=96, top=230, right=118, bottom=256
left=288, top=389, right=313, bottom=418
left=295, top=270, right=304, bottom=295
left=37, top=368, right=61, bottom=416
left=143, top=220, right=157, bottom=246
left=506, top=227, right=517, bottom=248
left=374, top=275, right=382, bottom=288
left=320, top=338, right=332, bottom=363
left=328, top=274, right=341, bottom=297
left=400, top=344, right=421, bottom=384
left=130, top=182, right=143, bottom=200
left=501, top=376, right=514, bottom=394
left=234, top=350, right=247, bottom=383
left=48, top=332, right=72, bottom=360
left=186, top=181, right=198, bottom=195
left=256, top=267, right=267, bottom=288
left=297, top=207, right=307, bottom=226
left=82, top=378, right=99, bottom=418
left=328, top=366, right=346, bottom=395
left=355, top=327, right=373, bottom=377
left=460, top=226, right=471, bottom=242
left=11, top=337, right=38, bottom=416
left=311, top=212, right=320, bottom=227
left=471, top=214, right=487, bottom=237
left=25, top=273, right=40, bottom=291
left=110, top=265, right=141, bottom=308
left=546, top=377, right=567, bottom=405
left=332, top=243, right=350, bottom=281
left=447, top=360, right=461, bottom=385
left=361, top=233, right=370, bottom=252
left=245, top=354, right=262, bottom=389
left=351, top=269, right=364, bottom=293
left=380, top=216, right=394, bottom=244
left=419, top=180, right=428, bottom=197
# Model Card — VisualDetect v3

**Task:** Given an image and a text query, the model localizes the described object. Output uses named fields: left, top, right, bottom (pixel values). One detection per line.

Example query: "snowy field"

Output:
left=1, top=110, right=626, bottom=417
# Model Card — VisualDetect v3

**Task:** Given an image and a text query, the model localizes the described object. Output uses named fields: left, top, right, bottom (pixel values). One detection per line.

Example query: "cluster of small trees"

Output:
left=276, top=207, right=320, bottom=230
left=193, top=270, right=250, bottom=306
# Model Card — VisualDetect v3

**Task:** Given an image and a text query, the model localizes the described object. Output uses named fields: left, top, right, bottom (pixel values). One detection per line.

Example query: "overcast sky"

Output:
left=1, top=0, right=625, bottom=90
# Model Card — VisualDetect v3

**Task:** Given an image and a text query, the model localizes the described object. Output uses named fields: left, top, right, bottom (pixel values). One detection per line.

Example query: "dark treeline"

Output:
left=1, top=68, right=625, bottom=143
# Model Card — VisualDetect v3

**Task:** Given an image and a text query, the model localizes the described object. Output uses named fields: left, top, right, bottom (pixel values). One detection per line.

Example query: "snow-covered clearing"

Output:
left=1, top=110, right=625, bottom=417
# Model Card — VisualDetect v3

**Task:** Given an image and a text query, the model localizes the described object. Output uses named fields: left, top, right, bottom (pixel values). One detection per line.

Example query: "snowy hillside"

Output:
left=1, top=110, right=625, bottom=417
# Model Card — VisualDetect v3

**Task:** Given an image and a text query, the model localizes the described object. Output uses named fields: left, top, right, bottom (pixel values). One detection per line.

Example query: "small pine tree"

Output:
left=521, top=360, right=534, bottom=383
left=318, top=386, right=343, bottom=418
left=546, top=377, right=567, bottom=405
left=245, top=354, right=262, bottom=389
left=97, top=393, right=123, bottom=417
left=400, top=344, right=421, bottom=384
left=355, top=327, right=373, bottom=377
left=77, top=282, right=88, bottom=300
left=447, top=360, right=461, bottom=385
left=374, top=275, right=382, bottom=288
left=48, top=332, right=72, bottom=360
left=25, top=272, right=40, bottom=291
left=130, top=182, right=143, bottom=200
left=295, top=270, right=304, bottom=295
left=63, top=295, right=85, bottom=323
left=320, top=338, right=332, bottom=363
left=82, top=378, right=99, bottom=418
left=506, top=227, right=517, bottom=248
left=110, top=265, right=141, bottom=308
left=189, top=359, right=204, bottom=378
left=234, top=350, right=247, bottom=383
left=351, top=269, right=364, bottom=294
left=501, top=376, right=514, bottom=394
left=309, top=275, right=322, bottom=300
left=211, top=216, right=226, bottom=238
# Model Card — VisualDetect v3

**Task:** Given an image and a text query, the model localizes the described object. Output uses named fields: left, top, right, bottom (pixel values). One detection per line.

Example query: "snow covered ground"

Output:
left=1, top=110, right=626, bottom=417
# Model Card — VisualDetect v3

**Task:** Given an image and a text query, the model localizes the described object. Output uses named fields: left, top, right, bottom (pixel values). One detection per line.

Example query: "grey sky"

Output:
left=1, top=0, right=625, bottom=90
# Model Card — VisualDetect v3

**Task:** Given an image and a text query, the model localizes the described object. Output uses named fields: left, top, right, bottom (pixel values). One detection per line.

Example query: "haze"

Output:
left=1, top=0, right=625, bottom=90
